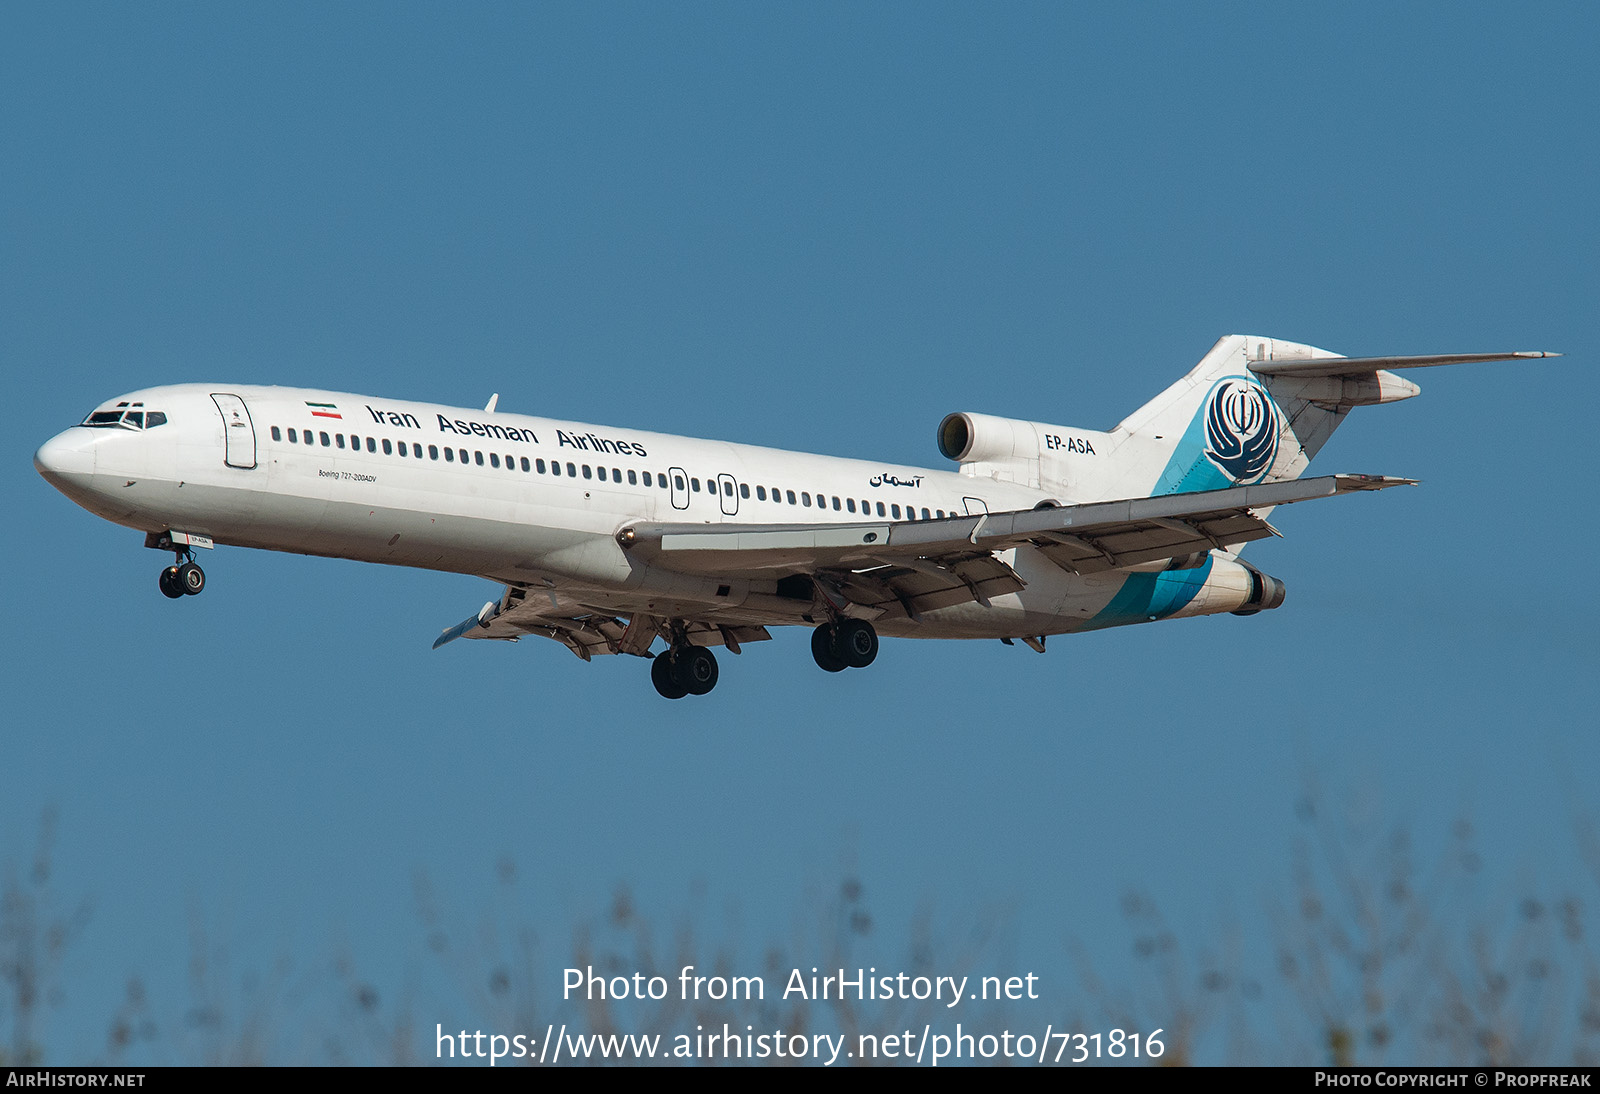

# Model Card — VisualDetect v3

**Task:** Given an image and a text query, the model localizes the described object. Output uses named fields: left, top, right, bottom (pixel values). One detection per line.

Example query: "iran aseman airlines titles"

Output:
left=35, top=336, right=1556, bottom=698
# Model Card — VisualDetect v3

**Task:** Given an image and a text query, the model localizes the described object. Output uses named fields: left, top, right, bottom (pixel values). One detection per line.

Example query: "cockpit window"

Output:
left=81, top=407, right=168, bottom=430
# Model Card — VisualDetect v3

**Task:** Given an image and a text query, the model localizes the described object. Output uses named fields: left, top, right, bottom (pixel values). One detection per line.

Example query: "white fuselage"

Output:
left=35, top=383, right=1265, bottom=643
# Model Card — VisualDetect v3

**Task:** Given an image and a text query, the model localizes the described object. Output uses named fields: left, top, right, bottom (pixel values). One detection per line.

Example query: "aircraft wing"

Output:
left=433, top=587, right=772, bottom=658
left=622, top=474, right=1413, bottom=580
left=438, top=474, right=1409, bottom=653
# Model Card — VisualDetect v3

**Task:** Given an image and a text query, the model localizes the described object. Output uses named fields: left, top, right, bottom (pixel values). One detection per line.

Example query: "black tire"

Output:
left=158, top=566, right=185, bottom=599
left=811, top=625, right=847, bottom=672
left=837, top=618, right=879, bottom=669
left=679, top=646, right=718, bottom=696
left=651, top=653, right=689, bottom=699
left=177, top=561, right=206, bottom=595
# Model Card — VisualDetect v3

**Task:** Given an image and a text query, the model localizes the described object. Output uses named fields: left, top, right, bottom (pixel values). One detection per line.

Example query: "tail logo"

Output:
left=1203, top=379, right=1280, bottom=483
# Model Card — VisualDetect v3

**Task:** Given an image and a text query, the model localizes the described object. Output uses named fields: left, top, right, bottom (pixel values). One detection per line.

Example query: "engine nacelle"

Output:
left=1161, top=557, right=1288, bottom=621
left=1228, top=564, right=1287, bottom=616
left=937, top=412, right=1043, bottom=463
left=937, top=412, right=1112, bottom=492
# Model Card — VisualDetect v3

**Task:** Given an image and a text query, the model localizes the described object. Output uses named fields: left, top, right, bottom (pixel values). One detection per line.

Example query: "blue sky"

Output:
left=3, top=1, right=1596, bottom=1065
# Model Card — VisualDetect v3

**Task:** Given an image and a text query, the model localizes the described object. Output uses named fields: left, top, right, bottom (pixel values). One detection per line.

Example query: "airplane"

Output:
left=33, top=334, right=1558, bottom=698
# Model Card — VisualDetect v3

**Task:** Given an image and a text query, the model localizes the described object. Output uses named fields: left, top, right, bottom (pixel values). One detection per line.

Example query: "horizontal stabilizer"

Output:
left=1250, top=351, right=1560, bottom=378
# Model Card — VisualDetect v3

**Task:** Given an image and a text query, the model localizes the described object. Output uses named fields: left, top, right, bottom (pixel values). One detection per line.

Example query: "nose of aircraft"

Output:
left=34, top=428, right=97, bottom=493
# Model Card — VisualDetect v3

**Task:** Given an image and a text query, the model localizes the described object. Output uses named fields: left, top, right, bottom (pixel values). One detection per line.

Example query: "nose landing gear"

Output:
left=147, top=531, right=210, bottom=599
left=158, top=559, right=206, bottom=598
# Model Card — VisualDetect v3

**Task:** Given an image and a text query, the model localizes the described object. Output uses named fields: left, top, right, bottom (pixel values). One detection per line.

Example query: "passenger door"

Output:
left=210, top=393, right=257, bottom=470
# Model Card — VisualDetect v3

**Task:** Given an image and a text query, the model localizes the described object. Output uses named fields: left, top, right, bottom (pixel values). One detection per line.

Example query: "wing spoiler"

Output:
left=623, top=474, right=1415, bottom=576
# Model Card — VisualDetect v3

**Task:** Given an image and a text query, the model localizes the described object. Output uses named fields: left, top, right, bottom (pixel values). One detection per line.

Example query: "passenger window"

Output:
left=596, top=466, right=607, bottom=481
left=381, top=438, right=391, bottom=454
left=145, top=412, right=166, bottom=428
left=415, top=445, right=424, bottom=458
left=287, top=428, right=298, bottom=443
left=490, top=453, right=500, bottom=468
left=551, top=461, right=561, bottom=476
left=756, top=486, right=766, bottom=501
left=612, top=467, right=621, bottom=481
left=642, top=471, right=651, bottom=486
left=566, top=462, right=576, bottom=476
left=502, top=454, right=511, bottom=470
left=429, top=445, right=439, bottom=460
left=363, top=438, right=373, bottom=453
left=802, top=492, right=811, bottom=507
left=445, top=447, right=455, bottom=462
left=925, top=508, right=933, bottom=519
left=474, top=451, right=484, bottom=466
left=876, top=502, right=886, bottom=517
left=520, top=457, right=530, bottom=472
left=690, top=478, right=700, bottom=492
left=320, top=432, right=330, bottom=446
left=398, top=442, right=408, bottom=457
left=536, top=458, right=546, bottom=473
left=271, top=426, right=281, bottom=441
left=846, top=498, right=856, bottom=513
left=627, top=469, right=637, bottom=485
left=832, top=496, right=841, bottom=510
left=674, top=475, right=685, bottom=491
left=659, top=475, right=668, bottom=489
left=582, top=464, right=592, bottom=479
left=336, top=434, right=346, bottom=449
left=786, top=490, right=796, bottom=504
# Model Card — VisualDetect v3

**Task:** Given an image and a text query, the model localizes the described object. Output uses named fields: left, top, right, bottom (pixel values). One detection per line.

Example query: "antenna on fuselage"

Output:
left=484, top=393, right=499, bottom=413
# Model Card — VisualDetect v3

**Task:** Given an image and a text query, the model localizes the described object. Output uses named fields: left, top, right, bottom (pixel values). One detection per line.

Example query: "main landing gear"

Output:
left=157, top=555, right=206, bottom=599
left=811, top=619, right=878, bottom=673
left=650, top=644, right=719, bottom=699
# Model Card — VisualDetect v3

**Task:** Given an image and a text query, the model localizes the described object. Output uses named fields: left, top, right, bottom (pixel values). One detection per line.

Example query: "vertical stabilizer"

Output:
left=1107, top=335, right=1359, bottom=498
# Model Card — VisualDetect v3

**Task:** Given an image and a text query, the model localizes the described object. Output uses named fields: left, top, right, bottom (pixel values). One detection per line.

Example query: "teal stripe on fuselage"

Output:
left=1081, top=555, right=1214, bottom=631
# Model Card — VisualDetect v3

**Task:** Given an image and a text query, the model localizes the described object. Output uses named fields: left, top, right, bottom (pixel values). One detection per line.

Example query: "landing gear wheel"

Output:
left=158, top=566, right=185, bottom=599
left=176, top=561, right=206, bottom=596
left=811, top=625, right=847, bottom=672
left=678, top=646, right=719, bottom=696
left=837, top=619, right=879, bottom=669
left=651, top=653, right=689, bottom=699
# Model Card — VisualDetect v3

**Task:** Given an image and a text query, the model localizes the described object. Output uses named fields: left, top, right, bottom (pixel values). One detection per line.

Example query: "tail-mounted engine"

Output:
left=937, top=411, right=1113, bottom=493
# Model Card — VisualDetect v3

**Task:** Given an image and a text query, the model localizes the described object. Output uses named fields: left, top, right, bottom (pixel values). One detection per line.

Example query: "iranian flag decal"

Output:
left=305, top=401, right=342, bottom=419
